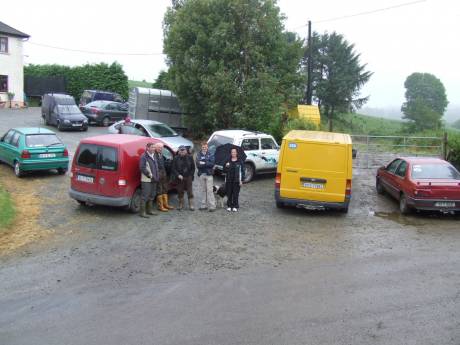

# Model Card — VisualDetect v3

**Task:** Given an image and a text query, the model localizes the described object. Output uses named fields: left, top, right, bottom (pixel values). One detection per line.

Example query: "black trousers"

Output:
left=141, top=181, right=158, bottom=202
left=177, top=176, right=194, bottom=199
left=225, top=182, right=240, bottom=208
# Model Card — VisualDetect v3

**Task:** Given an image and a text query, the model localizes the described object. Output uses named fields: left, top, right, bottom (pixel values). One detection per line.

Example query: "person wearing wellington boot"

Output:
left=139, top=142, right=159, bottom=218
left=154, top=142, right=174, bottom=212
left=172, top=145, right=196, bottom=211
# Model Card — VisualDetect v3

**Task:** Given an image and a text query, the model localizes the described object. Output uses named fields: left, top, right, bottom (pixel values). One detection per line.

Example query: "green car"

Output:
left=0, top=127, right=69, bottom=177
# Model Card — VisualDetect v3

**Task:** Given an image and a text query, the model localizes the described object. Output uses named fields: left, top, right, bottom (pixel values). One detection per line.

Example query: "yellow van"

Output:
left=275, top=130, right=352, bottom=212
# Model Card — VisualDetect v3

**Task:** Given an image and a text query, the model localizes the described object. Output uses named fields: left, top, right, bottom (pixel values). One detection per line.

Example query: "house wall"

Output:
left=0, top=36, right=25, bottom=107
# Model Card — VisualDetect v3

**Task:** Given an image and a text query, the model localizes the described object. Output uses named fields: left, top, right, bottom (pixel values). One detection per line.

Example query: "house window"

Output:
left=0, top=37, right=8, bottom=53
left=0, top=75, right=7, bottom=92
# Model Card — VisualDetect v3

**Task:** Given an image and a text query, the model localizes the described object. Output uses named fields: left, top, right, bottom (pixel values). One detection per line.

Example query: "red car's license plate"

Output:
left=435, top=202, right=455, bottom=207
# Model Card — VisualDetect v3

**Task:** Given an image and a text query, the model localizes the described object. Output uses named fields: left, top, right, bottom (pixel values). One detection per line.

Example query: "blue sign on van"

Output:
left=288, top=142, right=297, bottom=149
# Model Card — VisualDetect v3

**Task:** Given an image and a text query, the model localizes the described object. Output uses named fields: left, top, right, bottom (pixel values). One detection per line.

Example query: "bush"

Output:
left=282, top=117, right=318, bottom=136
left=447, top=132, right=460, bottom=170
left=24, top=62, right=129, bottom=101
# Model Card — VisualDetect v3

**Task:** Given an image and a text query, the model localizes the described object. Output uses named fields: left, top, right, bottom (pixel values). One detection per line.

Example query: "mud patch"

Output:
left=0, top=166, right=51, bottom=255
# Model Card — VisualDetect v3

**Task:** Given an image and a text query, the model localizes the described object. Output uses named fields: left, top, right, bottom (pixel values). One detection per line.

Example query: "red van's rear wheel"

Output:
left=128, top=188, right=141, bottom=213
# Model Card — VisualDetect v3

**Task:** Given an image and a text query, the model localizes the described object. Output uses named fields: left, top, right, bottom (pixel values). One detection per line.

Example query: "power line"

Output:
left=291, top=0, right=426, bottom=30
left=26, top=41, right=165, bottom=56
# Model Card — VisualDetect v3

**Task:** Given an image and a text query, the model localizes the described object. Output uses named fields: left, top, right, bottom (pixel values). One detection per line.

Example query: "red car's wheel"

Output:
left=399, top=193, right=411, bottom=215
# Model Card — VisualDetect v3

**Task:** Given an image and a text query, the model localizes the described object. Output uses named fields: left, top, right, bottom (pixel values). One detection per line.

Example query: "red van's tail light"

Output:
left=345, top=179, right=352, bottom=196
left=91, top=108, right=100, bottom=114
left=275, top=173, right=281, bottom=189
left=118, top=179, right=127, bottom=186
left=21, top=150, right=31, bottom=159
left=63, top=148, right=69, bottom=157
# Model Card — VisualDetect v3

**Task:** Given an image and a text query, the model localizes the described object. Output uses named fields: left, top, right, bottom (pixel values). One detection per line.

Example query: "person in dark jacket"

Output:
left=172, top=145, right=196, bottom=211
left=196, top=142, right=216, bottom=212
left=224, top=148, right=245, bottom=212
left=139, top=142, right=160, bottom=218
left=154, top=142, right=174, bottom=212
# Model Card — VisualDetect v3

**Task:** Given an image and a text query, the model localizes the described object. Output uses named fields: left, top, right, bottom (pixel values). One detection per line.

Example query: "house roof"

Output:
left=0, top=21, right=30, bottom=39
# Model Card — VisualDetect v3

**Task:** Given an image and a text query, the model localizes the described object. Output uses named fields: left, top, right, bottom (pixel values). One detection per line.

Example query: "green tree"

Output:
left=152, top=70, right=171, bottom=89
left=401, top=72, right=448, bottom=131
left=163, top=0, right=304, bottom=136
left=304, top=32, right=372, bottom=132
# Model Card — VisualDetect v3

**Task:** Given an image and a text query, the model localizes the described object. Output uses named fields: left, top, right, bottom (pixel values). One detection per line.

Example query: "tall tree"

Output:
left=163, top=0, right=303, bottom=136
left=304, top=32, right=372, bottom=132
left=401, top=72, right=448, bottom=131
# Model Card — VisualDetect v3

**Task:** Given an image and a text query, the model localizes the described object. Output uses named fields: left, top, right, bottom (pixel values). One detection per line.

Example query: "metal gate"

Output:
left=351, top=134, right=446, bottom=169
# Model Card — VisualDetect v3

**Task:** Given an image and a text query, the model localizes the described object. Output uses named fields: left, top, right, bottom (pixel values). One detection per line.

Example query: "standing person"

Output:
left=139, top=142, right=159, bottom=218
left=196, top=142, right=216, bottom=212
left=224, top=148, right=245, bottom=212
left=154, top=142, right=174, bottom=212
left=172, top=145, right=196, bottom=211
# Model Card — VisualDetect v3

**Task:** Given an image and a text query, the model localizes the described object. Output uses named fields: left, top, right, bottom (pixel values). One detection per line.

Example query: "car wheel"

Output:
left=339, top=206, right=349, bottom=213
left=276, top=201, right=284, bottom=209
left=102, top=117, right=110, bottom=127
left=81, top=126, right=88, bottom=132
left=399, top=193, right=411, bottom=215
left=376, top=178, right=385, bottom=195
left=57, top=121, right=63, bottom=131
left=57, top=168, right=67, bottom=175
left=14, top=161, right=23, bottom=177
left=243, top=163, right=255, bottom=183
left=128, top=188, right=141, bottom=213
left=77, top=200, right=86, bottom=206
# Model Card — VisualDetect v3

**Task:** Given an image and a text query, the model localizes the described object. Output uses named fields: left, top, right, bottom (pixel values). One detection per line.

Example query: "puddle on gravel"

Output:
left=369, top=211, right=427, bottom=226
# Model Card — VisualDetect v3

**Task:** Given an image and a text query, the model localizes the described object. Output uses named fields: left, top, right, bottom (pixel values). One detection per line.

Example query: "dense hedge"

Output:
left=24, top=62, right=129, bottom=101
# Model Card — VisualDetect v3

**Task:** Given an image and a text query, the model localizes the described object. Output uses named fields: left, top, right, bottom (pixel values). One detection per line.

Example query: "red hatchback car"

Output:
left=376, top=157, right=460, bottom=214
left=69, top=134, right=175, bottom=212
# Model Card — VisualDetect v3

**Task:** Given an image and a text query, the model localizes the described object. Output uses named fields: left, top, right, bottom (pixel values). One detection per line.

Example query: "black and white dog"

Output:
left=213, top=184, right=227, bottom=208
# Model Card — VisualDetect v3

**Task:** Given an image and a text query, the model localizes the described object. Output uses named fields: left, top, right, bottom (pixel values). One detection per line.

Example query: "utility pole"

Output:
left=306, top=20, right=313, bottom=105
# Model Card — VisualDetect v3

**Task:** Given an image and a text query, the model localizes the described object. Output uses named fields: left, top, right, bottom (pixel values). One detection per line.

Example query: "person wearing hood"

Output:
left=172, top=145, right=196, bottom=210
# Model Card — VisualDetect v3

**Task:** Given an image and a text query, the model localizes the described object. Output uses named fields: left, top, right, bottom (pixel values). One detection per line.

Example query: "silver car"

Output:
left=108, top=119, right=194, bottom=153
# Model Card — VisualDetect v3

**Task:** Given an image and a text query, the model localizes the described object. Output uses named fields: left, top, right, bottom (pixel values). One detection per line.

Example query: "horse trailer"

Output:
left=128, top=87, right=186, bottom=131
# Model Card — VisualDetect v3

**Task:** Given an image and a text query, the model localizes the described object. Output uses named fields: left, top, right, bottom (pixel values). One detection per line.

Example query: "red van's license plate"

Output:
left=77, top=175, right=94, bottom=183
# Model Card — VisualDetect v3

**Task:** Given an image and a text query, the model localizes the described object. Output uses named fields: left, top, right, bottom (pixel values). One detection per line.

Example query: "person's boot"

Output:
left=188, top=197, right=195, bottom=211
left=139, top=202, right=149, bottom=218
left=177, top=197, right=184, bottom=211
left=157, top=195, right=169, bottom=212
left=146, top=200, right=157, bottom=216
left=163, top=194, right=174, bottom=210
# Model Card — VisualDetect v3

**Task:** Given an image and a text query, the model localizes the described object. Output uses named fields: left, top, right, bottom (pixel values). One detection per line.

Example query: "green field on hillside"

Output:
left=128, top=80, right=152, bottom=89
left=327, top=113, right=403, bottom=136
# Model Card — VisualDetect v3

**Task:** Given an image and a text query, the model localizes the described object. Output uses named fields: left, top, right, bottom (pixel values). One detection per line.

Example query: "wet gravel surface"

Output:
left=1, top=108, right=459, bottom=344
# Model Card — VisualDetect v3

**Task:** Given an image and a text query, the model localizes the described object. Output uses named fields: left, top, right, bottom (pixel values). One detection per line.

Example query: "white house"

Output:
left=0, top=21, right=29, bottom=108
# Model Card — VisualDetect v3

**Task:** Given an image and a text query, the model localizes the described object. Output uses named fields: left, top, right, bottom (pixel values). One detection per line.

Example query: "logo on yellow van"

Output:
left=288, top=142, right=297, bottom=149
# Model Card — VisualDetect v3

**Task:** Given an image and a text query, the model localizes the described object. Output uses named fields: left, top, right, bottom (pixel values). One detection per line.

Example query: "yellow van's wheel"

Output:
left=276, top=201, right=284, bottom=208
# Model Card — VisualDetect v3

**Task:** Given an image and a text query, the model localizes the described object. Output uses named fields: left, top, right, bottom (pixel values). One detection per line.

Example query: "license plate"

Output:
left=72, top=123, right=82, bottom=127
left=302, top=182, right=325, bottom=189
left=77, top=175, right=94, bottom=183
left=39, top=153, right=56, bottom=158
left=435, top=202, right=455, bottom=207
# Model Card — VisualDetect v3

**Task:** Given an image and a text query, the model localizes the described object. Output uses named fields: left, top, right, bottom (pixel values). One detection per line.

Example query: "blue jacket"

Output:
left=196, top=150, right=215, bottom=176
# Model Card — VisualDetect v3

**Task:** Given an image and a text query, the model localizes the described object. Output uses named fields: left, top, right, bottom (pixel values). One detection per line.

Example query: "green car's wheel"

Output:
left=14, top=161, right=23, bottom=177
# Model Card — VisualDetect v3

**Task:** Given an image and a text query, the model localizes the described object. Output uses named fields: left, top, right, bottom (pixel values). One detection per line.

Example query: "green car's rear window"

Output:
left=26, top=134, right=62, bottom=147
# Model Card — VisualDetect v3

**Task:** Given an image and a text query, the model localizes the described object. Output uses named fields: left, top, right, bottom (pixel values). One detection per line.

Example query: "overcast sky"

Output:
left=3, top=0, right=459, bottom=109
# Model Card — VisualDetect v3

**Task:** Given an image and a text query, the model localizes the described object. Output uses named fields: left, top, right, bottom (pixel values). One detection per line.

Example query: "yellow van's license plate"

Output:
left=302, top=182, right=324, bottom=189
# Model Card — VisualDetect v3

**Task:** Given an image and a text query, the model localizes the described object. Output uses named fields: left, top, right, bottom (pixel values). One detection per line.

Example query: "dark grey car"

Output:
left=41, top=93, right=88, bottom=131
left=80, top=101, right=128, bottom=126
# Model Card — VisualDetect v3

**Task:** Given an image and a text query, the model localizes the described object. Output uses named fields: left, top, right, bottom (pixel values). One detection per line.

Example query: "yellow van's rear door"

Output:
left=280, top=141, right=348, bottom=203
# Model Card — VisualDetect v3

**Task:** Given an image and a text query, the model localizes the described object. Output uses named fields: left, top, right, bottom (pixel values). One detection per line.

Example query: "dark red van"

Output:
left=69, top=134, right=175, bottom=212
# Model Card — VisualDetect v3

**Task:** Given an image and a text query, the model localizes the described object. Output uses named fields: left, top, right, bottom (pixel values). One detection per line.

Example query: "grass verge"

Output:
left=0, top=186, right=15, bottom=231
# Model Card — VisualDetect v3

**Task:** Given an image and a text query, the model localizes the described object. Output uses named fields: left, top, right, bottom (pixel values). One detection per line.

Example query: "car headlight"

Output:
left=64, top=119, right=71, bottom=124
left=83, top=119, right=88, bottom=123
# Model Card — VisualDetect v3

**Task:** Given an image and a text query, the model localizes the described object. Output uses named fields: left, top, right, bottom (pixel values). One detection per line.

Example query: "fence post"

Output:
left=366, top=135, right=370, bottom=169
left=442, top=132, right=448, bottom=160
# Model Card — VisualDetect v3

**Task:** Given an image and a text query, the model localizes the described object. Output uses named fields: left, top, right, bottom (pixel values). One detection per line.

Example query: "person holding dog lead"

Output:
left=172, top=145, right=196, bottom=211
left=196, top=142, right=216, bottom=212
left=224, top=148, right=245, bottom=212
